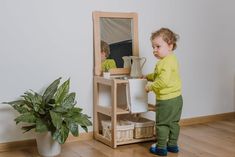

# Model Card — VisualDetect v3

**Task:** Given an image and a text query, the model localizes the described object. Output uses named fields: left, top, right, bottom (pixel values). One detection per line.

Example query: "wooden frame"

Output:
left=93, top=11, right=139, bottom=76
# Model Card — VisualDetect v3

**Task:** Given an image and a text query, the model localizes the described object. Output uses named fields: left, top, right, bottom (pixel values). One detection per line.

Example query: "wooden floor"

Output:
left=0, top=119, right=235, bottom=157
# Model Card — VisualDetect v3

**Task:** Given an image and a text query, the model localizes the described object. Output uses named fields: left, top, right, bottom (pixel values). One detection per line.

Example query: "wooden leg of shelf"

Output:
left=95, top=133, right=113, bottom=147
left=111, top=81, right=117, bottom=148
left=93, top=79, right=99, bottom=137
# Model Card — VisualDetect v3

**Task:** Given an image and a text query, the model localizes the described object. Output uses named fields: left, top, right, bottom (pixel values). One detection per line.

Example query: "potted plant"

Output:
left=3, top=77, right=92, bottom=157
left=103, top=67, right=110, bottom=79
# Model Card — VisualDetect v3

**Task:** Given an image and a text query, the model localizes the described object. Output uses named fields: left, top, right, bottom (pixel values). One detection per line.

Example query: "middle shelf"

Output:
left=97, top=104, right=156, bottom=116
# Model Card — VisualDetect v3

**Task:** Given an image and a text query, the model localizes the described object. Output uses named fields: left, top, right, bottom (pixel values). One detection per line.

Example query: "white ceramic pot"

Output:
left=103, top=72, right=110, bottom=79
left=36, top=132, right=61, bottom=157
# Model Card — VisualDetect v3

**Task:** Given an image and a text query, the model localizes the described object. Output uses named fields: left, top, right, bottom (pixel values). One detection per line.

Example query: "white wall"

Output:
left=0, top=0, right=235, bottom=143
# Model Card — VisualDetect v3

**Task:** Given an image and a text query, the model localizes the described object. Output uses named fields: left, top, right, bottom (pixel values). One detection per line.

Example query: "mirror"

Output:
left=101, top=18, right=132, bottom=69
left=93, top=11, right=139, bottom=76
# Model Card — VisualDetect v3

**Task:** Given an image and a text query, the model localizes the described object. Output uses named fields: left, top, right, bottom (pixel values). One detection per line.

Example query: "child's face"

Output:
left=151, top=36, right=173, bottom=59
left=101, top=51, right=107, bottom=62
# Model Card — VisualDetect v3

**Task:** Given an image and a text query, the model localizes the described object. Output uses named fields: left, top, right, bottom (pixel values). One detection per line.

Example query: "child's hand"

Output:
left=141, top=75, right=147, bottom=79
left=145, top=82, right=152, bottom=93
left=145, top=85, right=150, bottom=93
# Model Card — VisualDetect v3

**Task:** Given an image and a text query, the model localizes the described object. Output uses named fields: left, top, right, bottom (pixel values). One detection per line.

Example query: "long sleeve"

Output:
left=147, top=54, right=182, bottom=100
left=146, top=73, right=155, bottom=81
left=148, top=63, right=171, bottom=91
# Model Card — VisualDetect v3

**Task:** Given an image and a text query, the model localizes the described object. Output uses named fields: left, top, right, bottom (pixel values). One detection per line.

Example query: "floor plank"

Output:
left=0, top=119, right=234, bottom=157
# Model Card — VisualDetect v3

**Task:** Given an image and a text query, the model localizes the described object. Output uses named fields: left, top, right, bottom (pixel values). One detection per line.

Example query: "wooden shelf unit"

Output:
left=93, top=76, right=156, bottom=148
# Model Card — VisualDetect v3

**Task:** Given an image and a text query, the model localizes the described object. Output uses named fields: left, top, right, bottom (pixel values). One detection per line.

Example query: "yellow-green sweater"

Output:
left=101, top=59, right=117, bottom=71
left=146, top=53, right=182, bottom=100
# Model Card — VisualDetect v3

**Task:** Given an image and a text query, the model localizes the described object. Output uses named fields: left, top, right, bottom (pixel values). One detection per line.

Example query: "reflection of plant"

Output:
left=104, top=66, right=109, bottom=72
left=3, top=77, right=92, bottom=144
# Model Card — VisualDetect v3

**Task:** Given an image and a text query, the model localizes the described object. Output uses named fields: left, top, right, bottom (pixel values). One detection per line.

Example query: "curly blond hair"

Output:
left=151, top=28, right=179, bottom=50
left=101, top=40, right=110, bottom=57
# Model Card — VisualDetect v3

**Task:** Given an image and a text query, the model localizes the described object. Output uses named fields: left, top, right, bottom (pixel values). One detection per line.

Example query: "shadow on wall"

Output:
left=0, top=105, right=34, bottom=143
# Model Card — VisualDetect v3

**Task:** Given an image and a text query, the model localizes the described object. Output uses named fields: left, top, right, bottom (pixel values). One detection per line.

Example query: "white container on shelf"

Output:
left=126, top=79, right=148, bottom=113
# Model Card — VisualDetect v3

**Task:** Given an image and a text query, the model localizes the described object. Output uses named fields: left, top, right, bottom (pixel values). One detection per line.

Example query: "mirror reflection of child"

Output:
left=101, top=40, right=117, bottom=72
left=144, top=28, right=183, bottom=156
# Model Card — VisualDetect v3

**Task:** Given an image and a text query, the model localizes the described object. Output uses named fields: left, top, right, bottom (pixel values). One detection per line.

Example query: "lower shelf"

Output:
left=94, top=132, right=156, bottom=148
left=117, top=136, right=156, bottom=145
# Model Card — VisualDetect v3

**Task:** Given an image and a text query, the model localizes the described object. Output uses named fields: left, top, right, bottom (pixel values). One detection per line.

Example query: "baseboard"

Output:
left=180, top=112, right=235, bottom=126
left=66, top=132, right=93, bottom=142
left=0, top=132, right=93, bottom=152
left=0, top=112, right=234, bottom=152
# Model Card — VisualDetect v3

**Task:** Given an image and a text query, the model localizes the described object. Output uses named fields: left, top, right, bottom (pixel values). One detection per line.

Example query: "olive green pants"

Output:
left=155, top=95, right=183, bottom=148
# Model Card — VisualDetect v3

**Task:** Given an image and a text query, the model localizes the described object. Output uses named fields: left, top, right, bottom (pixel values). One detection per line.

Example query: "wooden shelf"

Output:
left=95, top=133, right=156, bottom=147
left=117, top=136, right=156, bottom=145
left=97, top=104, right=156, bottom=116
left=148, top=104, right=156, bottom=111
left=94, top=76, right=156, bottom=148
left=95, top=133, right=112, bottom=147
left=97, top=105, right=129, bottom=116
left=94, top=76, right=128, bottom=85
left=116, top=107, right=129, bottom=115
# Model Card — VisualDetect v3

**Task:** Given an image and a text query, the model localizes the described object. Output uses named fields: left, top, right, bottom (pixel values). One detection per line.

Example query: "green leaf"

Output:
left=33, top=103, right=40, bottom=112
left=3, top=100, right=33, bottom=112
left=61, top=93, right=76, bottom=109
left=52, top=124, right=69, bottom=144
left=12, top=105, right=29, bottom=114
left=35, top=119, right=48, bottom=132
left=45, top=103, right=56, bottom=109
left=22, top=125, right=36, bottom=133
left=7, top=95, right=35, bottom=110
left=53, top=106, right=67, bottom=113
left=23, top=91, right=34, bottom=102
left=64, top=118, right=79, bottom=136
left=64, top=109, right=79, bottom=118
left=14, top=113, right=37, bottom=124
left=43, top=77, right=61, bottom=104
left=31, top=92, right=43, bottom=112
left=38, top=108, right=46, bottom=115
left=17, top=99, right=34, bottom=109
left=74, top=113, right=92, bottom=127
left=48, top=99, right=56, bottom=104
left=68, top=122, right=78, bottom=136
left=72, top=107, right=83, bottom=113
left=65, top=110, right=91, bottom=125
left=2, top=100, right=25, bottom=106
left=50, top=111, right=62, bottom=129
left=81, top=125, right=88, bottom=132
left=54, top=79, right=70, bottom=104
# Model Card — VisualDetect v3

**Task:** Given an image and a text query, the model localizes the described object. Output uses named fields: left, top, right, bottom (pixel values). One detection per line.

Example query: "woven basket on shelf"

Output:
left=101, top=120, right=134, bottom=142
left=125, top=116, right=155, bottom=139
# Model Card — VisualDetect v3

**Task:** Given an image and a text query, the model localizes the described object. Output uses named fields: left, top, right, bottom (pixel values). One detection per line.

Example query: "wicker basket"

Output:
left=101, top=120, right=134, bottom=142
left=126, top=117, right=155, bottom=139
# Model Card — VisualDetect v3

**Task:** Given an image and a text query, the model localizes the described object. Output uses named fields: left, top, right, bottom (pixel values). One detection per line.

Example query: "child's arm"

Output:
left=145, top=73, right=155, bottom=81
left=146, top=63, right=171, bottom=92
